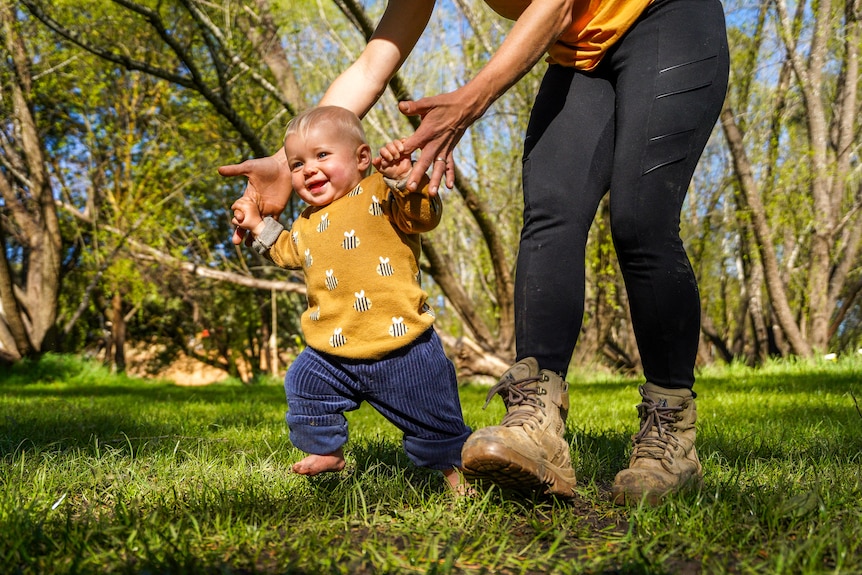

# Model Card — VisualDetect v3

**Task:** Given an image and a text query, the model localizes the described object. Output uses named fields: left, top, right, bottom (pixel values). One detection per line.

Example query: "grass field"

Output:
left=1, top=353, right=861, bottom=574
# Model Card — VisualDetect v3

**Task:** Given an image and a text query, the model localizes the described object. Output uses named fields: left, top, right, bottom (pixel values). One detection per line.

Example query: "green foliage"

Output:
left=11, top=0, right=298, bottom=362
left=2, top=354, right=861, bottom=573
left=10, top=0, right=861, bottom=374
left=716, top=0, right=862, bottom=355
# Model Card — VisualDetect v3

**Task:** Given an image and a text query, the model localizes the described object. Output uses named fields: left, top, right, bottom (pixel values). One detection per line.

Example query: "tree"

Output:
left=17, top=0, right=857, bottom=378
left=0, top=1, right=63, bottom=363
left=719, top=0, right=861, bottom=358
left=3, top=0, right=311, bottom=376
left=17, top=0, right=531, bottom=376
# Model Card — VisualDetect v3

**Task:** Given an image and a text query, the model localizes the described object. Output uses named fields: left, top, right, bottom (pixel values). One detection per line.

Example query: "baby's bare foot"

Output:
left=443, top=467, right=475, bottom=496
left=292, top=450, right=345, bottom=476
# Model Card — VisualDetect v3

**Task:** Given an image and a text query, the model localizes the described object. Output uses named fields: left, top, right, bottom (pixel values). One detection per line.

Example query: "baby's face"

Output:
left=284, top=124, right=368, bottom=207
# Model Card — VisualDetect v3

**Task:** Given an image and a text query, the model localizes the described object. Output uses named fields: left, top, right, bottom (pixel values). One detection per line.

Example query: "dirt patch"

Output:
left=122, top=345, right=231, bottom=386
left=154, top=353, right=230, bottom=386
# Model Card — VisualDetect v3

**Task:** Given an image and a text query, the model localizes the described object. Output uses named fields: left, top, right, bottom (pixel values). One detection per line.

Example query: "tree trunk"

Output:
left=270, top=288, right=279, bottom=376
left=112, top=291, right=127, bottom=373
left=0, top=230, right=31, bottom=361
left=0, top=3, right=63, bottom=361
left=746, top=247, right=770, bottom=363
left=241, top=0, right=308, bottom=114
left=773, top=0, right=861, bottom=352
left=720, top=107, right=812, bottom=357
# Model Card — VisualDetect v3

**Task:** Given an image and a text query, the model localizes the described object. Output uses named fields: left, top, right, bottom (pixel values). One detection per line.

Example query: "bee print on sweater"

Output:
left=342, top=230, right=359, bottom=250
left=309, top=306, right=320, bottom=321
left=388, top=317, right=408, bottom=338
left=353, top=290, right=372, bottom=312
left=291, top=231, right=299, bottom=245
left=368, top=196, right=383, bottom=216
left=329, top=327, right=346, bottom=348
left=304, top=249, right=313, bottom=268
left=317, top=212, right=330, bottom=232
left=377, top=256, right=394, bottom=277
left=348, top=184, right=363, bottom=197
left=325, top=269, right=338, bottom=291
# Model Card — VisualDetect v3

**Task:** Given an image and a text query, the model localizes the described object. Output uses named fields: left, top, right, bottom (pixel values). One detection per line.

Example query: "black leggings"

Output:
left=516, top=0, right=729, bottom=388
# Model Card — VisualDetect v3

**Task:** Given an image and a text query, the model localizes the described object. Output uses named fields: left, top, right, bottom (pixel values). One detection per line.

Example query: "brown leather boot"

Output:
left=612, top=382, right=702, bottom=505
left=461, top=358, right=576, bottom=497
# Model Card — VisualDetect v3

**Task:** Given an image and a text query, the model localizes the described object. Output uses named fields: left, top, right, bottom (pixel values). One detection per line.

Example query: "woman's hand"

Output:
left=219, top=150, right=292, bottom=244
left=397, top=86, right=485, bottom=195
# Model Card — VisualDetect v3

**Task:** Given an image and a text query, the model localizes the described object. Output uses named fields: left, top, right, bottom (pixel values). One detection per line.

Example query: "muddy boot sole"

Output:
left=462, top=437, right=576, bottom=498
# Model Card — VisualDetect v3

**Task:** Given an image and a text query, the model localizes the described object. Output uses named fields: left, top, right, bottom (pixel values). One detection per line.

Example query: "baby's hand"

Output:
left=231, top=195, right=265, bottom=245
left=373, top=139, right=413, bottom=181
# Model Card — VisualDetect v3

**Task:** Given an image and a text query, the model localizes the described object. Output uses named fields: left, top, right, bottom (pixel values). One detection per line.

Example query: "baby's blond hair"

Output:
left=284, top=106, right=368, bottom=148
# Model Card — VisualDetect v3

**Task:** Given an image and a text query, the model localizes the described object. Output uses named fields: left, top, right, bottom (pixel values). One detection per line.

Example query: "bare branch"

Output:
left=57, top=202, right=307, bottom=294
left=19, top=0, right=270, bottom=157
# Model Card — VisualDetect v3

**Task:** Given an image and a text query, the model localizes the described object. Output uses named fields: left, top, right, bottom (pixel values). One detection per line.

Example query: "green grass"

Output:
left=1, top=354, right=861, bottom=574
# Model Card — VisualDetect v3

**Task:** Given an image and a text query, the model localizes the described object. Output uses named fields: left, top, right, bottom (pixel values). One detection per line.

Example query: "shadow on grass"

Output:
left=0, top=376, right=286, bottom=458
left=298, top=440, right=449, bottom=498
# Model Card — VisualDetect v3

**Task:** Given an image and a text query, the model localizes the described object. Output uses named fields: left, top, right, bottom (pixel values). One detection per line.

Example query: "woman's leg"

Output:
left=460, top=65, right=618, bottom=497
left=606, top=0, right=729, bottom=503
left=516, top=65, right=616, bottom=375
left=605, top=0, right=729, bottom=390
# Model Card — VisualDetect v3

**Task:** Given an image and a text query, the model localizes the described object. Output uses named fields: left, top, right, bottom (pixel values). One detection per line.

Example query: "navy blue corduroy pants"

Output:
left=284, top=329, right=471, bottom=470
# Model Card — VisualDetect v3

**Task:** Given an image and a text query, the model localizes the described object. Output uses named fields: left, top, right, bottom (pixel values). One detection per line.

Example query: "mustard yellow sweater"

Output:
left=268, top=173, right=442, bottom=360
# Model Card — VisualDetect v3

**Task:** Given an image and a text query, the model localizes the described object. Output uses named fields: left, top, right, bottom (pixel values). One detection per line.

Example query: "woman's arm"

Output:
left=218, top=0, right=436, bottom=220
left=401, top=0, right=574, bottom=194
left=320, top=0, right=436, bottom=117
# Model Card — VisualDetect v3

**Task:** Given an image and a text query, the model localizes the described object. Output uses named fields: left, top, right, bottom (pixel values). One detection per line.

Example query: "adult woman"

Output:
left=221, top=0, right=729, bottom=503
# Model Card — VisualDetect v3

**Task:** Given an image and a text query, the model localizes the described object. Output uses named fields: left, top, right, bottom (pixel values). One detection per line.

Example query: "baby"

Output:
left=231, top=106, right=471, bottom=491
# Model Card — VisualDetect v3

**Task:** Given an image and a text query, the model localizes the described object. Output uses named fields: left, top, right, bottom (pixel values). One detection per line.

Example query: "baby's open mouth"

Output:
left=307, top=180, right=327, bottom=193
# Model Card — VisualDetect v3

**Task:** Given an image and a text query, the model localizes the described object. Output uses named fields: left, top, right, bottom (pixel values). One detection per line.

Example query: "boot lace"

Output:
left=482, top=375, right=546, bottom=427
left=631, top=395, right=683, bottom=460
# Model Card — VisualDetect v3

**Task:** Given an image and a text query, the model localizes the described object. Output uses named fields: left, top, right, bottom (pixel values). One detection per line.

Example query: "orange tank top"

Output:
left=484, top=0, right=652, bottom=70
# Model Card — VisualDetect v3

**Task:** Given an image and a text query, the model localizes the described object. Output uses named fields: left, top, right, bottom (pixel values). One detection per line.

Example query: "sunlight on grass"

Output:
left=1, top=353, right=861, bottom=573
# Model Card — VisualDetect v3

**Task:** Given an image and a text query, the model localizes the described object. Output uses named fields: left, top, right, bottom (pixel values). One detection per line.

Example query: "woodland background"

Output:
left=1, top=0, right=860, bottom=381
